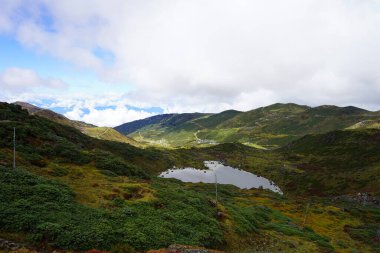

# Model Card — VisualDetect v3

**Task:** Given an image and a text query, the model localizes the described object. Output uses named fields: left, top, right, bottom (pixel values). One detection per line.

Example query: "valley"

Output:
left=0, top=102, right=379, bottom=252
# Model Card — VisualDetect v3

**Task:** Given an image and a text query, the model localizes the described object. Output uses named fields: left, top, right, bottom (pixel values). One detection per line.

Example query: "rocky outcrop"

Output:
left=333, top=192, right=380, bottom=207
left=0, top=238, right=24, bottom=252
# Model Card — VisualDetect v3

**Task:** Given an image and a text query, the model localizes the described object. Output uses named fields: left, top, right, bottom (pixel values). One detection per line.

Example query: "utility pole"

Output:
left=215, top=173, right=218, bottom=208
left=303, top=202, right=310, bottom=227
left=13, top=127, right=16, bottom=169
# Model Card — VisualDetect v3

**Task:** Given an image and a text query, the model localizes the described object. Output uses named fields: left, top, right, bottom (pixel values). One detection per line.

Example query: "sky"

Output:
left=1, top=0, right=380, bottom=127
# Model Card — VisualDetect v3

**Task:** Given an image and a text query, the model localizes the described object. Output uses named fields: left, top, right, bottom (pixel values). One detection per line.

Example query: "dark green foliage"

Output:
left=225, top=205, right=271, bottom=234
left=265, top=223, right=334, bottom=251
left=280, top=129, right=380, bottom=195
left=0, top=103, right=93, bottom=166
left=193, top=110, right=242, bottom=129
left=0, top=167, right=119, bottom=250
left=344, top=224, right=380, bottom=250
left=1, top=102, right=380, bottom=252
left=0, top=103, right=163, bottom=178
left=115, top=114, right=176, bottom=135
left=94, top=150, right=150, bottom=179
left=0, top=167, right=225, bottom=251
left=49, top=165, right=69, bottom=177
left=21, top=152, right=47, bottom=167
left=115, top=113, right=209, bottom=135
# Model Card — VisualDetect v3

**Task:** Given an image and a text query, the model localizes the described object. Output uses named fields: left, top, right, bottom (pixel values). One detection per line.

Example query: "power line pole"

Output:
left=13, top=127, right=16, bottom=169
left=215, top=173, right=218, bottom=208
left=303, top=202, right=310, bottom=227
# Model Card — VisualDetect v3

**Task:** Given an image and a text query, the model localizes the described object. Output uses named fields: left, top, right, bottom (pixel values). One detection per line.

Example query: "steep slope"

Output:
left=14, top=101, right=95, bottom=129
left=114, top=114, right=176, bottom=135
left=14, top=101, right=140, bottom=146
left=0, top=102, right=155, bottom=175
left=115, top=113, right=212, bottom=147
left=116, top=103, right=380, bottom=148
left=115, top=113, right=210, bottom=135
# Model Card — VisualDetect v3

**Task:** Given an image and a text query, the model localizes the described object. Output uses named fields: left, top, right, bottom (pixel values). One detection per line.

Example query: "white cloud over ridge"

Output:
left=2, top=0, right=380, bottom=112
left=64, top=105, right=155, bottom=127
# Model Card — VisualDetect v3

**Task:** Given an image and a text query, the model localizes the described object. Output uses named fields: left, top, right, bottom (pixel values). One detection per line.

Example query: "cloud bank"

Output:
left=1, top=0, right=380, bottom=125
left=64, top=104, right=155, bottom=127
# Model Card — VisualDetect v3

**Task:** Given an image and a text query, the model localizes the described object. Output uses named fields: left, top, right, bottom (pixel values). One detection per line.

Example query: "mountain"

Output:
left=115, top=112, right=210, bottom=135
left=14, top=101, right=95, bottom=129
left=0, top=102, right=379, bottom=252
left=14, top=101, right=140, bottom=146
left=115, top=103, right=380, bottom=148
left=115, top=112, right=212, bottom=147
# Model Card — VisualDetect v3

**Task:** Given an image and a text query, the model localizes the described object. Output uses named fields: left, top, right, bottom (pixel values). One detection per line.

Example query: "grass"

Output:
left=1, top=163, right=379, bottom=252
left=82, top=127, right=141, bottom=147
left=1, top=102, right=380, bottom=252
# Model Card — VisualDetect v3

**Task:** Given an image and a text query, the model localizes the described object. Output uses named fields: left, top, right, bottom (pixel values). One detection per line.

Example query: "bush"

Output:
left=94, top=150, right=150, bottom=179
left=110, top=244, right=135, bottom=253
left=0, top=168, right=224, bottom=251
left=49, top=166, right=69, bottom=177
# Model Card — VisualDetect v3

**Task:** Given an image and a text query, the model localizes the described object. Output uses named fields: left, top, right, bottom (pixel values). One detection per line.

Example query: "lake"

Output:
left=159, top=161, right=282, bottom=194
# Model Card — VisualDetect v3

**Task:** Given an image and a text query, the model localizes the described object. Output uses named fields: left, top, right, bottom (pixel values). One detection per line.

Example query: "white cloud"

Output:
left=0, top=68, right=68, bottom=95
left=0, top=0, right=21, bottom=32
left=64, top=105, right=155, bottom=127
left=2, top=0, right=380, bottom=112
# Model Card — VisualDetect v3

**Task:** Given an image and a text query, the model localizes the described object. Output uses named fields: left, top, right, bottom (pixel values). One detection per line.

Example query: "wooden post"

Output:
left=13, top=127, right=16, bottom=169
left=303, top=202, right=310, bottom=226
left=215, top=173, right=218, bottom=208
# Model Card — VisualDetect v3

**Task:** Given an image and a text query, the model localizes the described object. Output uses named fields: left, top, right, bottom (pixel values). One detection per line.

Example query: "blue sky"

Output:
left=0, top=35, right=132, bottom=95
left=1, top=1, right=380, bottom=126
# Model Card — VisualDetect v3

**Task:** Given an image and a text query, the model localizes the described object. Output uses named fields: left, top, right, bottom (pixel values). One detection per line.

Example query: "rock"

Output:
left=208, top=199, right=217, bottom=207
left=0, top=238, right=24, bottom=251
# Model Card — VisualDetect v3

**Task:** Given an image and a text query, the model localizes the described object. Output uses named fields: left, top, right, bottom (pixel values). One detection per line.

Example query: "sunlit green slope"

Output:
left=116, top=103, right=380, bottom=148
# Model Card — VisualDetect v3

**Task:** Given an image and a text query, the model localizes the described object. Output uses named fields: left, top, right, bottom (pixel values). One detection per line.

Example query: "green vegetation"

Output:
left=82, top=127, right=141, bottom=147
left=0, top=168, right=223, bottom=251
left=280, top=129, right=380, bottom=195
left=0, top=102, right=379, bottom=252
left=347, top=119, right=380, bottom=130
left=117, top=103, right=380, bottom=148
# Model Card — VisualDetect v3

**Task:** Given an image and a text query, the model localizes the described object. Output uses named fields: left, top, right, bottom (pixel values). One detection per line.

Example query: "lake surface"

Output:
left=159, top=161, right=282, bottom=194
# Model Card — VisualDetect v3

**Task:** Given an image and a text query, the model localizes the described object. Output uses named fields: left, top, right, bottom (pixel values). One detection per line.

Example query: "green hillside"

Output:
left=347, top=119, right=380, bottom=130
left=0, top=102, right=379, bottom=252
left=116, top=103, right=380, bottom=148
left=280, top=129, right=380, bottom=196
left=14, top=102, right=140, bottom=147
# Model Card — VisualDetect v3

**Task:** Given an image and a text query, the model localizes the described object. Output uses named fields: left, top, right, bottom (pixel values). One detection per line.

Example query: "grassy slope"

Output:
left=347, top=119, right=380, bottom=130
left=119, top=103, right=380, bottom=148
left=14, top=102, right=140, bottom=147
left=82, top=127, right=142, bottom=147
left=0, top=103, right=379, bottom=252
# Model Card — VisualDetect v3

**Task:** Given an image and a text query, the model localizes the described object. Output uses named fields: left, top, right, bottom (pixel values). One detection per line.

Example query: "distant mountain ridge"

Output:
left=14, top=101, right=140, bottom=146
left=115, top=113, right=210, bottom=135
left=115, top=103, right=380, bottom=148
left=14, top=101, right=96, bottom=129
